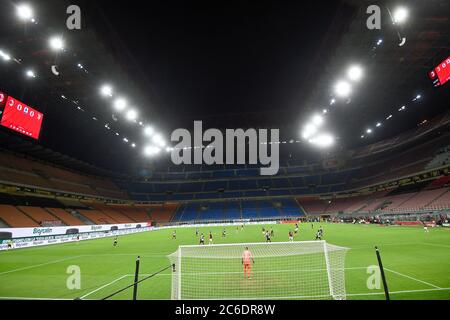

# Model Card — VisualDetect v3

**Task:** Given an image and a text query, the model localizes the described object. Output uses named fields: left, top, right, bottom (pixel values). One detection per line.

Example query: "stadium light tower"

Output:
left=334, top=80, right=352, bottom=98
left=17, top=4, right=34, bottom=21
left=392, top=7, right=408, bottom=24
left=49, top=36, right=64, bottom=51
left=347, top=65, right=363, bottom=82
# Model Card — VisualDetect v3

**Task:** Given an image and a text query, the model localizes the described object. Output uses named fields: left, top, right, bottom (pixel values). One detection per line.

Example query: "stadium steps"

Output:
left=0, top=218, right=10, bottom=228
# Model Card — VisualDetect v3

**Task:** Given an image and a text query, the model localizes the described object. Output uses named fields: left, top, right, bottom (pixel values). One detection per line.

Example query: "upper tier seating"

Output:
left=171, top=199, right=305, bottom=222
left=0, top=152, right=127, bottom=199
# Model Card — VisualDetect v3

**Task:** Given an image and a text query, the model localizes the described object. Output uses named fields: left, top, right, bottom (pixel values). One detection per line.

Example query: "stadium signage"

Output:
left=33, top=227, right=53, bottom=235
left=0, top=223, right=152, bottom=251
left=0, top=222, right=150, bottom=239
left=171, top=121, right=280, bottom=175
left=0, top=94, right=44, bottom=140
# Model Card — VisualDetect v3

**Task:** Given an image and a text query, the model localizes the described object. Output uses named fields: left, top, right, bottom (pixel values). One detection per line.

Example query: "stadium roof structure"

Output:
left=303, top=0, right=450, bottom=148
left=0, top=0, right=449, bottom=173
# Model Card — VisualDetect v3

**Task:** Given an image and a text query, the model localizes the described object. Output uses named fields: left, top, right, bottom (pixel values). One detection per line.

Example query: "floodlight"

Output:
left=152, top=134, right=166, bottom=147
left=0, top=50, right=11, bottom=61
left=126, top=109, right=138, bottom=121
left=347, top=65, right=363, bottom=82
left=25, top=70, right=36, bottom=78
left=393, top=7, right=408, bottom=24
left=312, top=114, right=324, bottom=126
left=17, top=4, right=33, bottom=21
left=144, top=126, right=154, bottom=136
left=366, top=128, right=372, bottom=134
left=334, top=80, right=352, bottom=97
left=144, top=145, right=161, bottom=157
left=309, top=133, right=334, bottom=148
left=113, top=97, right=127, bottom=112
left=49, top=36, right=64, bottom=51
left=100, top=85, right=113, bottom=97
left=302, top=123, right=318, bottom=140
left=376, top=122, right=382, bottom=127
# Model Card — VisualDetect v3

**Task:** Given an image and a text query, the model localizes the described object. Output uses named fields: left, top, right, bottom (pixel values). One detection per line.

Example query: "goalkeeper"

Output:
left=242, top=247, right=255, bottom=279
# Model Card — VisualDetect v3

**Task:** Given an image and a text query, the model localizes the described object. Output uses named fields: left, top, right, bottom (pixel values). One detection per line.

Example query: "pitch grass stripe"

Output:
left=384, top=268, right=441, bottom=289
left=0, top=255, right=84, bottom=276
left=79, top=275, right=129, bottom=299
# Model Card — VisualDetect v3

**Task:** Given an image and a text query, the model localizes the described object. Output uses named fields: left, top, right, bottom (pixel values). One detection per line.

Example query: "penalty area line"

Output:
left=79, top=274, right=129, bottom=299
left=384, top=268, right=442, bottom=289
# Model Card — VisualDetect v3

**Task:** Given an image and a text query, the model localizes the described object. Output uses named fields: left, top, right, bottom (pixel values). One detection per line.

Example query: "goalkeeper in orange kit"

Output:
left=242, top=247, right=255, bottom=279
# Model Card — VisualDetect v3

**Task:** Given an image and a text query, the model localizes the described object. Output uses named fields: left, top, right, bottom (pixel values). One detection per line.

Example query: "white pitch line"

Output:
left=384, top=268, right=441, bottom=289
left=347, top=287, right=450, bottom=297
left=1, top=287, right=449, bottom=300
left=79, top=275, right=129, bottom=299
left=0, top=255, right=84, bottom=276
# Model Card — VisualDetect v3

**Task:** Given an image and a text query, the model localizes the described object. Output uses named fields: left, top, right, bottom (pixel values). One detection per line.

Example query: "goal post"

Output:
left=168, top=241, right=349, bottom=300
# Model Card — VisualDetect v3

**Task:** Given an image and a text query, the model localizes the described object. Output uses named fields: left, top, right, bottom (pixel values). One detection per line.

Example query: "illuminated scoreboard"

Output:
left=0, top=92, right=44, bottom=140
left=428, top=56, right=450, bottom=87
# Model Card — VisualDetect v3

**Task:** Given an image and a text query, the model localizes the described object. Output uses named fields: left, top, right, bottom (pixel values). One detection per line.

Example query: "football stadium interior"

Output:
left=0, top=0, right=449, bottom=301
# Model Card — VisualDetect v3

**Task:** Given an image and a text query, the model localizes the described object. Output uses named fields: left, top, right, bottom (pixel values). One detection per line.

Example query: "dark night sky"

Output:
left=0, top=0, right=448, bottom=173
left=88, top=0, right=349, bottom=130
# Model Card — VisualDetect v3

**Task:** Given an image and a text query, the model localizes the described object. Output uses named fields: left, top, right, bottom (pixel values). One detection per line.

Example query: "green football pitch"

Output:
left=0, top=223, right=449, bottom=300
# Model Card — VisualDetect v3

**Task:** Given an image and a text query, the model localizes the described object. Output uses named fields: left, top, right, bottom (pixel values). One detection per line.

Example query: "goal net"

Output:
left=168, top=241, right=349, bottom=300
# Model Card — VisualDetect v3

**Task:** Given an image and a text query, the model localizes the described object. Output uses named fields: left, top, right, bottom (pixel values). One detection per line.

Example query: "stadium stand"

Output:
left=0, top=205, right=40, bottom=227
left=0, top=151, right=128, bottom=199
left=17, top=206, right=61, bottom=226
left=0, top=121, right=449, bottom=226
left=46, top=208, right=85, bottom=226
left=77, top=210, right=118, bottom=225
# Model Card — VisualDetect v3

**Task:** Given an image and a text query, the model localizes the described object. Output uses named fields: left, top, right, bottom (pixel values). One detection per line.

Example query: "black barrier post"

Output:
left=375, top=246, right=390, bottom=301
left=133, top=256, right=140, bottom=300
